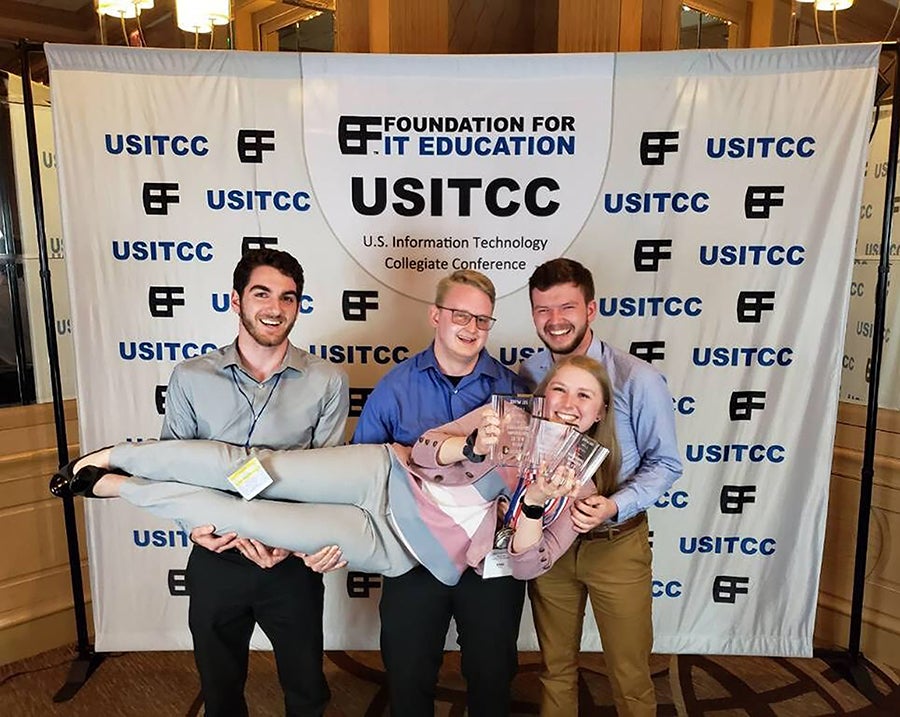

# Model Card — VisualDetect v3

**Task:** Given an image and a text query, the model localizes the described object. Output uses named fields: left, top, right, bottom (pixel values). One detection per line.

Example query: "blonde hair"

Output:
left=534, top=354, right=622, bottom=497
left=434, top=270, right=496, bottom=308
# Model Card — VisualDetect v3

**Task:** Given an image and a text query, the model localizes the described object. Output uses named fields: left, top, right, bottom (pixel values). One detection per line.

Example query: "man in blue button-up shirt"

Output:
left=353, top=269, right=528, bottom=717
left=520, top=258, right=682, bottom=717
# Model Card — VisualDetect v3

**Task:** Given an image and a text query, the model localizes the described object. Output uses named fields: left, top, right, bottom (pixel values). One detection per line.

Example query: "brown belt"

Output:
left=579, top=511, right=647, bottom=542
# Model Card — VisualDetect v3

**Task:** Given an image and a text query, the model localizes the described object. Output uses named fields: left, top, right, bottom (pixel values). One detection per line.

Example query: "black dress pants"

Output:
left=186, top=546, right=329, bottom=717
left=379, top=565, right=527, bottom=717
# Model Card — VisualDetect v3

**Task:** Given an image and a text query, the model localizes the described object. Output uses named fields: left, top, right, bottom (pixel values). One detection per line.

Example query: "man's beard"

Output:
left=540, top=322, right=588, bottom=355
left=240, top=311, right=295, bottom=348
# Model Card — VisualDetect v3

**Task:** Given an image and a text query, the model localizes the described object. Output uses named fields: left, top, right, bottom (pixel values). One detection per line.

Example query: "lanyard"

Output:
left=230, top=366, right=283, bottom=449
left=503, top=469, right=569, bottom=529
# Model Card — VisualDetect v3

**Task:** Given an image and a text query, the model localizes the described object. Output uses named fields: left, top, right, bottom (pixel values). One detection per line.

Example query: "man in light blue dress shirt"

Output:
left=519, top=257, right=682, bottom=717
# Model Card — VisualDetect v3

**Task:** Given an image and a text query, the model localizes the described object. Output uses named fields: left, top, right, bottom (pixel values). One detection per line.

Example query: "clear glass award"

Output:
left=490, top=394, right=545, bottom=462
left=488, top=394, right=610, bottom=487
left=561, top=431, right=610, bottom=486
left=519, top=416, right=579, bottom=478
left=517, top=417, right=610, bottom=486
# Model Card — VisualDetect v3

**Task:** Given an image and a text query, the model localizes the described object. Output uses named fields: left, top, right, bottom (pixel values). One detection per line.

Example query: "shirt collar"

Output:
left=415, top=342, right=503, bottom=382
left=218, top=340, right=308, bottom=378
left=586, top=331, right=607, bottom=360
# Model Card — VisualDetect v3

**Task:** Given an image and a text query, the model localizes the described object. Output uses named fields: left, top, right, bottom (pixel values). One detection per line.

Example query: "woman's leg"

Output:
left=116, top=476, right=413, bottom=575
left=108, top=441, right=392, bottom=506
left=529, top=544, right=588, bottom=716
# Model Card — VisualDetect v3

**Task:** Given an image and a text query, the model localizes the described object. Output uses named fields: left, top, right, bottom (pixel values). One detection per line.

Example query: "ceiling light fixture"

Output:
left=176, top=0, right=231, bottom=34
left=814, top=0, right=853, bottom=9
left=96, top=1, right=154, bottom=19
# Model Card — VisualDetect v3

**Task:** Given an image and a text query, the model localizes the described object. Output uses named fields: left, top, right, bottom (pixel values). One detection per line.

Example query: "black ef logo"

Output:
left=155, top=385, right=167, bottom=415
left=349, top=387, right=373, bottom=419
left=242, top=236, right=280, bottom=254
left=633, top=239, right=672, bottom=273
left=639, top=131, right=679, bottom=166
left=168, top=569, right=189, bottom=596
left=729, top=390, right=766, bottom=421
left=744, top=185, right=784, bottom=219
left=142, top=182, right=180, bottom=215
left=629, top=340, right=666, bottom=364
left=712, top=575, right=750, bottom=604
left=237, top=129, right=276, bottom=164
left=347, top=572, right=381, bottom=598
left=719, top=485, right=757, bottom=514
left=736, top=291, right=776, bottom=323
left=148, top=286, right=186, bottom=318
left=342, top=290, right=379, bottom=321
left=338, top=116, right=383, bottom=155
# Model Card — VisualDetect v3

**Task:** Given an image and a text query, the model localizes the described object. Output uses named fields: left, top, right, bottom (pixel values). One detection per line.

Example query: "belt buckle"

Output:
left=582, top=524, right=617, bottom=541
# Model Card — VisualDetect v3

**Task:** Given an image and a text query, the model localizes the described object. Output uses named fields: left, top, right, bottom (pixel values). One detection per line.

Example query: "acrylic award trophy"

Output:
left=561, top=430, right=610, bottom=486
left=490, top=402, right=610, bottom=552
left=519, top=416, right=579, bottom=478
left=518, top=417, right=610, bottom=486
left=489, top=394, right=545, bottom=462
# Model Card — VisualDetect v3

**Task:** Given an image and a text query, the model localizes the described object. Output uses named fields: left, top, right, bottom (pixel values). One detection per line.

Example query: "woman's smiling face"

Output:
left=543, top=363, right=607, bottom=433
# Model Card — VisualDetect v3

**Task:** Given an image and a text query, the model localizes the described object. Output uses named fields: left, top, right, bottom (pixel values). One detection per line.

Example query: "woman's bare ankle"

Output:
left=73, top=447, right=113, bottom=475
left=92, top=473, right=124, bottom=498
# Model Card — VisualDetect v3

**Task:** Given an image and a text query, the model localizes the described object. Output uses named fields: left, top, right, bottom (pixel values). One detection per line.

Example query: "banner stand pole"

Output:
left=15, top=39, right=105, bottom=702
left=814, top=40, right=898, bottom=705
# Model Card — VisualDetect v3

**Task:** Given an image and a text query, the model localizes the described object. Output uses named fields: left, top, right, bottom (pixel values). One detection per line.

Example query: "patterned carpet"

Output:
left=1, top=646, right=898, bottom=715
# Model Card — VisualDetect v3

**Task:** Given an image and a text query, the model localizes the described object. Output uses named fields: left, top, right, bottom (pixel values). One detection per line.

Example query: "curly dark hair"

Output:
left=233, top=249, right=304, bottom=296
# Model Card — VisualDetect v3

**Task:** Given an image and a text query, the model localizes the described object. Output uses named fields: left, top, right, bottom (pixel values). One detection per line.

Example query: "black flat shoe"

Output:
left=49, top=453, right=114, bottom=499
left=49, top=457, right=80, bottom=498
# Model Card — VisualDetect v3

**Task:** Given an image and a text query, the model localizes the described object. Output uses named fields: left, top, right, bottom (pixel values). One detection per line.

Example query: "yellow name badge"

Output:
left=226, top=456, right=274, bottom=500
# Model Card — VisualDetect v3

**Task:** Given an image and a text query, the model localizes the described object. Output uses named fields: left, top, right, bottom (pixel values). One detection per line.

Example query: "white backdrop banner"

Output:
left=45, top=43, right=878, bottom=656
left=840, top=103, right=899, bottom=409
left=7, top=74, right=77, bottom=403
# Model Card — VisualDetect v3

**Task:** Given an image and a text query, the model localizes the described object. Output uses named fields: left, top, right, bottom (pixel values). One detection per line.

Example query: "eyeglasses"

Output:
left=435, top=305, right=497, bottom=331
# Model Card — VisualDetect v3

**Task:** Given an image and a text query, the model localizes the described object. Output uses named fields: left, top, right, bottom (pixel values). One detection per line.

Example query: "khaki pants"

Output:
left=529, top=520, right=654, bottom=717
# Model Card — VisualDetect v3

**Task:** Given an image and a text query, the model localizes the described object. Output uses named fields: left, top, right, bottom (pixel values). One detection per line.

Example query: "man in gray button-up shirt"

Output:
left=162, top=249, right=349, bottom=717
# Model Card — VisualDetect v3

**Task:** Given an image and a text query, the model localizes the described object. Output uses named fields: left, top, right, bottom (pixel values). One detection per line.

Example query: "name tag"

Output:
left=482, top=549, right=513, bottom=579
left=226, top=456, right=273, bottom=500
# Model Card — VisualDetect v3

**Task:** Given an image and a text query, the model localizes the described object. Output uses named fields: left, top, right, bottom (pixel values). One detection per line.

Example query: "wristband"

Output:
left=520, top=500, right=545, bottom=519
left=461, top=429, right=486, bottom=463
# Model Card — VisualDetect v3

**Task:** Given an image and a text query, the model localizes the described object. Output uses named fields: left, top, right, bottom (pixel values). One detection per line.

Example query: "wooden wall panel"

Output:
left=533, top=0, right=560, bottom=53
left=619, top=0, right=643, bottom=51
left=639, top=0, right=681, bottom=51
left=336, top=0, right=370, bottom=52
left=368, top=0, right=450, bottom=53
left=1, top=605, right=93, bottom=668
left=748, top=0, right=791, bottom=48
left=0, top=400, right=78, bottom=456
left=558, top=0, right=620, bottom=52
left=449, top=0, right=535, bottom=54
left=659, top=0, right=681, bottom=49
left=816, top=404, right=900, bottom=670
left=0, top=402, right=84, bottom=666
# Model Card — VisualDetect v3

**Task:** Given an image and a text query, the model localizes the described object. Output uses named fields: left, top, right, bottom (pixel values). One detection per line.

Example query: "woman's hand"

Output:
left=524, top=464, right=578, bottom=506
left=473, top=408, right=501, bottom=456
